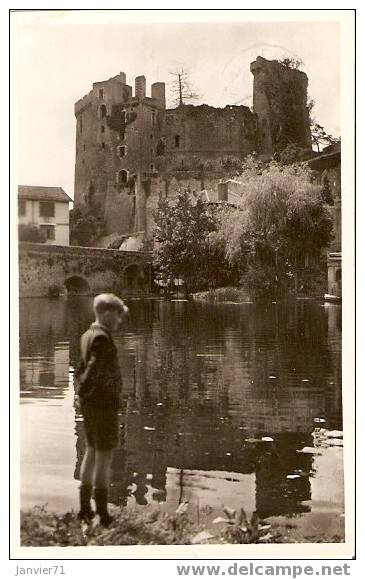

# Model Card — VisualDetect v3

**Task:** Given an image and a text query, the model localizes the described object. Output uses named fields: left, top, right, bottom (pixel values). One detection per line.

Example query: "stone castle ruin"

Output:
left=74, top=57, right=312, bottom=246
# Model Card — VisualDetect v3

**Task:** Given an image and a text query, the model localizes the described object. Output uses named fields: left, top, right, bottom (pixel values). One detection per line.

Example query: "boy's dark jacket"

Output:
left=75, top=323, right=122, bottom=410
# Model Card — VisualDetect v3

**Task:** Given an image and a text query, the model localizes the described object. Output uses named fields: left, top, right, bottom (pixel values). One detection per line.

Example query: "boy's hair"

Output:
left=93, top=293, right=127, bottom=316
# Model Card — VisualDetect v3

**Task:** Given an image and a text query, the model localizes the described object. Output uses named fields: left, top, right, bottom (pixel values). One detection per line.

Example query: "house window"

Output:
left=175, top=135, right=180, bottom=148
left=98, top=88, right=104, bottom=99
left=118, top=145, right=127, bottom=158
left=40, top=224, right=55, bottom=240
left=39, top=201, right=55, bottom=218
left=100, top=104, right=107, bottom=119
left=18, top=199, right=26, bottom=217
left=117, top=170, right=128, bottom=184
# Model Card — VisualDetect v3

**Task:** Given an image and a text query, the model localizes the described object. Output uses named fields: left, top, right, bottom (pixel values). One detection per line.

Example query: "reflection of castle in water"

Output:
left=20, top=297, right=342, bottom=519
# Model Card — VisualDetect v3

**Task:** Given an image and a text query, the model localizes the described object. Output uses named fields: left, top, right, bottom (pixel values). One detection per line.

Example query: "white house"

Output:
left=18, top=186, right=72, bottom=246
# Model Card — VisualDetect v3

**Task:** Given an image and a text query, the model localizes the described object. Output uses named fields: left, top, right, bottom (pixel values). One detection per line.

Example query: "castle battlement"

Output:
left=74, top=91, right=94, bottom=115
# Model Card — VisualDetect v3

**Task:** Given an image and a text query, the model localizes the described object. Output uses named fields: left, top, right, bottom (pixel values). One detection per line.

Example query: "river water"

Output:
left=19, top=297, right=343, bottom=538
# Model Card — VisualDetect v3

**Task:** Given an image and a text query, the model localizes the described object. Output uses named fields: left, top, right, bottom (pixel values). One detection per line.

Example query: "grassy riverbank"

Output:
left=192, top=282, right=327, bottom=303
left=20, top=506, right=344, bottom=547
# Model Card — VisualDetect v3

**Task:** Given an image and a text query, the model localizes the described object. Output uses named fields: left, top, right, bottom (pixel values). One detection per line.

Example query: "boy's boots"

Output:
left=78, top=484, right=95, bottom=522
left=94, top=487, right=113, bottom=527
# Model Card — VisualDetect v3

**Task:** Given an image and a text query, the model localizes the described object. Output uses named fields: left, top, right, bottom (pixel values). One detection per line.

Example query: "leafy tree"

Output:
left=307, top=98, right=340, bottom=152
left=310, top=123, right=340, bottom=153
left=278, top=56, right=304, bottom=70
left=153, top=191, right=236, bottom=294
left=278, top=143, right=308, bottom=165
left=217, top=158, right=333, bottom=297
left=70, top=204, right=104, bottom=247
left=18, top=224, right=46, bottom=243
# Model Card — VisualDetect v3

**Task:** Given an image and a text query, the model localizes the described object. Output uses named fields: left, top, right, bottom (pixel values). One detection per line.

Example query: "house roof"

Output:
left=18, top=186, right=73, bottom=203
left=306, top=149, right=341, bottom=171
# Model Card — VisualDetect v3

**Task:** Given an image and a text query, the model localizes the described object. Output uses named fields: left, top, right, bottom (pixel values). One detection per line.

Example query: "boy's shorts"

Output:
left=82, top=405, right=119, bottom=450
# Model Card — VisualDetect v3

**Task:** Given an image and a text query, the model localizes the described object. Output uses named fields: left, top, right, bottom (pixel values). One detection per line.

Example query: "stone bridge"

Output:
left=18, top=242, right=153, bottom=297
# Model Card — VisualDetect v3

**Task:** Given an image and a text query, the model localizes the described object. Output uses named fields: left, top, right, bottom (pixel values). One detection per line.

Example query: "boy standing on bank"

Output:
left=75, top=293, right=128, bottom=526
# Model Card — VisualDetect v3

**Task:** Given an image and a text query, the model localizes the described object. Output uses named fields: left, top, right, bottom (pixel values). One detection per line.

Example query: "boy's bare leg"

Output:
left=94, top=449, right=113, bottom=487
left=94, top=449, right=114, bottom=525
left=78, top=446, right=95, bottom=520
left=80, top=446, right=95, bottom=485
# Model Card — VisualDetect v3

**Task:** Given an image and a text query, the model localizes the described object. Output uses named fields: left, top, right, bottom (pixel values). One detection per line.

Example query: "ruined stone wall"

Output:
left=104, top=169, right=240, bottom=242
left=159, top=105, right=256, bottom=171
left=308, top=148, right=341, bottom=254
left=102, top=101, right=165, bottom=235
left=320, top=165, right=341, bottom=252
left=250, top=56, right=312, bottom=154
left=327, top=166, right=341, bottom=252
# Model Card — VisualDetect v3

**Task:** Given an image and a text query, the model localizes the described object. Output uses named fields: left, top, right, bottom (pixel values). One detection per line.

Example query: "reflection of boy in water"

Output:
left=74, top=294, right=128, bottom=525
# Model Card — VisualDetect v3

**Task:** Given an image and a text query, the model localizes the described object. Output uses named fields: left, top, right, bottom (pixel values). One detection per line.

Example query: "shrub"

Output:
left=18, top=224, right=46, bottom=243
left=48, top=284, right=62, bottom=298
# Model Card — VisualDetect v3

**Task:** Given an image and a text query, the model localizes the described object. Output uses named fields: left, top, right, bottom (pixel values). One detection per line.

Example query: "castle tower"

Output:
left=74, top=72, right=132, bottom=210
left=74, top=72, right=166, bottom=238
left=151, top=82, right=166, bottom=109
left=135, top=75, right=146, bottom=100
left=250, top=56, right=312, bottom=154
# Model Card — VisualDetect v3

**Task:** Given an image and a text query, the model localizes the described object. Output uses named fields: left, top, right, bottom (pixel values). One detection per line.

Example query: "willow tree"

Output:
left=218, top=158, right=333, bottom=296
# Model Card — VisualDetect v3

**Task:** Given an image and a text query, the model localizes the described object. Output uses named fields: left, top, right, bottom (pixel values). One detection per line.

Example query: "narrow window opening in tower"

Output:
left=83, top=144, right=86, bottom=151
left=121, top=111, right=126, bottom=124
left=156, top=140, right=165, bottom=156
left=175, top=135, right=180, bottom=148
left=98, top=88, right=104, bottom=99
left=101, top=125, right=105, bottom=133
left=118, top=170, right=128, bottom=184
left=88, top=183, right=95, bottom=199
left=118, top=145, right=127, bottom=158
left=79, top=117, right=83, bottom=133
left=102, top=142, right=105, bottom=150
left=100, top=104, right=107, bottom=119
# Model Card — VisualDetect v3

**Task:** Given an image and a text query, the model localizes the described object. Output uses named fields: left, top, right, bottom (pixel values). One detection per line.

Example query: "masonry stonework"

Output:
left=74, top=57, right=312, bottom=243
left=18, top=242, right=152, bottom=297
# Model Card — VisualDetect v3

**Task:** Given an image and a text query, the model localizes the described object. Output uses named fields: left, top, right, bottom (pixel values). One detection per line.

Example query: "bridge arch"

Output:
left=123, top=263, right=145, bottom=290
left=65, top=275, right=90, bottom=295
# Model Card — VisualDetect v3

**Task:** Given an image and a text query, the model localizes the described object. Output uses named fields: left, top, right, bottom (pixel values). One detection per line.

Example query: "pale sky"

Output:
left=12, top=12, right=340, bottom=199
